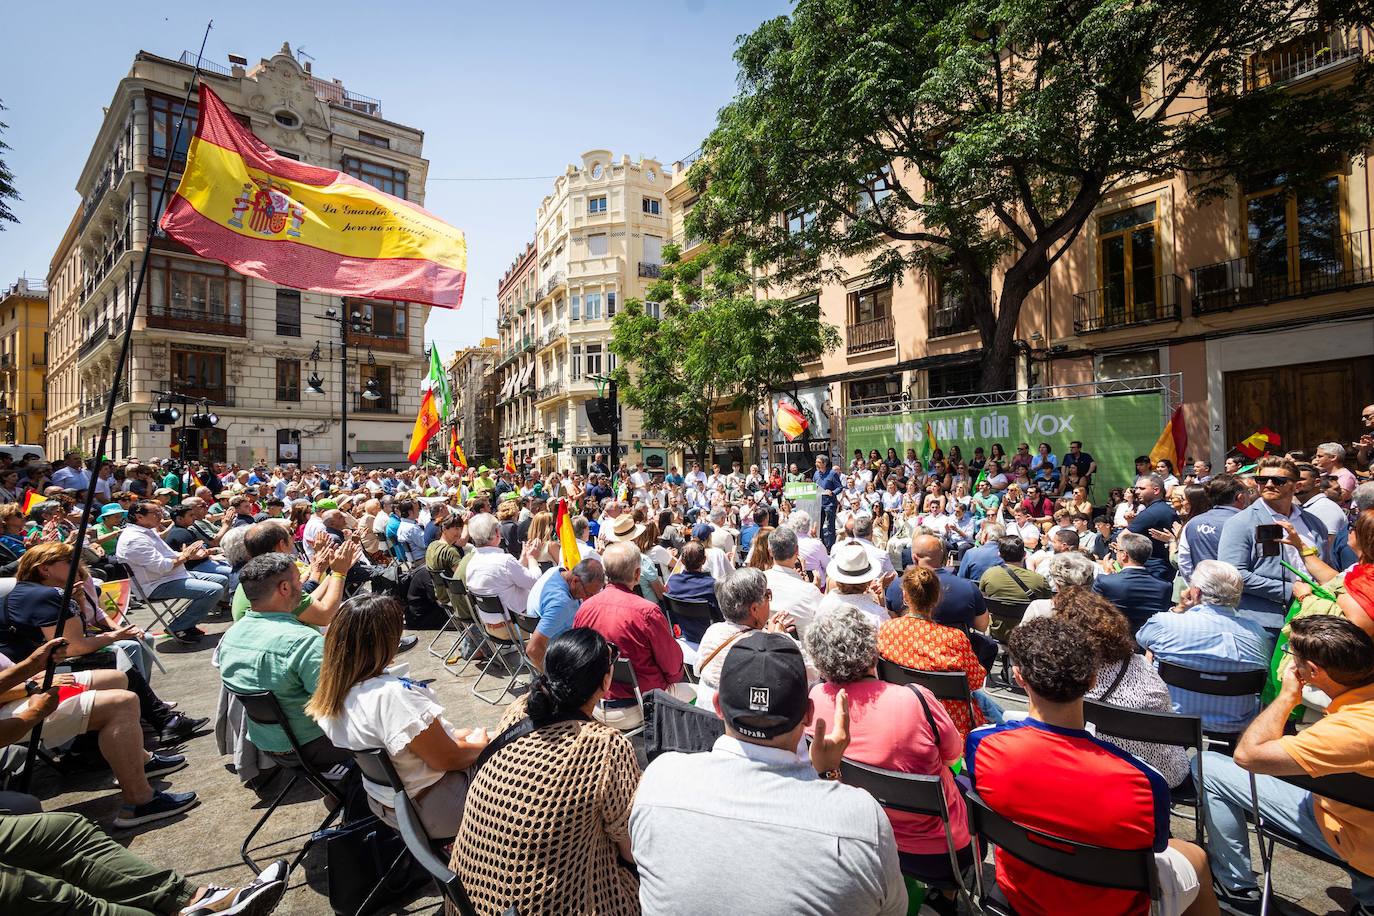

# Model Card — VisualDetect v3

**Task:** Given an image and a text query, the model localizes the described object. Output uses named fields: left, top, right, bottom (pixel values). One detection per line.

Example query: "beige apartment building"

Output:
left=0, top=279, right=50, bottom=446
left=447, top=337, right=499, bottom=467
left=667, top=25, right=1374, bottom=470
left=47, top=43, right=433, bottom=468
left=495, top=151, right=671, bottom=474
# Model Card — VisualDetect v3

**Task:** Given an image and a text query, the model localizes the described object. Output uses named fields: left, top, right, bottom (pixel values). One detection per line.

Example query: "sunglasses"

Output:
left=1256, top=475, right=1294, bottom=487
left=606, top=641, right=621, bottom=666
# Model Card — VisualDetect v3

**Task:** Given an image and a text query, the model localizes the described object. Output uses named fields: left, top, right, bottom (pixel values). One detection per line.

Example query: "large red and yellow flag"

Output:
left=554, top=498, right=580, bottom=570
left=407, top=390, right=440, bottom=464
left=504, top=445, right=517, bottom=474
left=1149, top=405, right=1188, bottom=471
left=776, top=399, right=809, bottom=442
left=161, top=84, right=466, bottom=309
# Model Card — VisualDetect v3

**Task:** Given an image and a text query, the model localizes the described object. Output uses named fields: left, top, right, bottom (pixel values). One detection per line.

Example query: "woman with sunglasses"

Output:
left=452, top=627, right=641, bottom=916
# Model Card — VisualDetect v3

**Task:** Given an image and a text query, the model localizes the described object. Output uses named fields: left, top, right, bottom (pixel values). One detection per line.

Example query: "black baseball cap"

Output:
left=717, top=632, right=809, bottom=740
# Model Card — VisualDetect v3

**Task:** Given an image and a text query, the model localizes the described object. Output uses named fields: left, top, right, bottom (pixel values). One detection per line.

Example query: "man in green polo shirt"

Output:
left=218, top=553, right=351, bottom=774
left=228, top=521, right=351, bottom=625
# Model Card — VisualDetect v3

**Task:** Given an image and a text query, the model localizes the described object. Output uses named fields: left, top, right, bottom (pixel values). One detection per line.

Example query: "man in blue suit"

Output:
left=1094, top=531, right=1173, bottom=635
left=957, top=521, right=1006, bottom=582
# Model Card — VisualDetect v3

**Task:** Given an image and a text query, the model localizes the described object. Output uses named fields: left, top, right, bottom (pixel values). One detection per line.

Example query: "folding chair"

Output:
left=601, top=656, right=647, bottom=737
left=642, top=687, right=725, bottom=764
left=664, top=596, right=717, bottom=678
left=982, top=597, right=1029, bottom=688
left=876, top=658, right=977, bottom=727
left=965, top=789, right=1163, bottom=915
left=428, top=572, right=477, bottom=661
left=1084, top=698, right=1205, bottom=843
left=126, top=574, right=191, bottom=637
left=227, top=687, right=348, bottom=876
left=1249, top=770, right=1374, bottom=916
left=468, top=594, right=538, bottom=705
left=1155, top=660, right=1266, bottom=750
left=838, top=757, right=977, bottom=913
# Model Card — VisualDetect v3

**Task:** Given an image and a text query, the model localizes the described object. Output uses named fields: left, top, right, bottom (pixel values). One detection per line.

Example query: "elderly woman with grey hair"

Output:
left=692, top=568, right=795, bottom=708
left=1023, top=550, right=1099, bottom=622
left=803, top=604, right=973, bottom=904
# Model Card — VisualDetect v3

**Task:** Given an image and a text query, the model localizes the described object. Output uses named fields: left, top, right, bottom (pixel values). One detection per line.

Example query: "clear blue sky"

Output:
left=1, top=0, right=788, bottom=357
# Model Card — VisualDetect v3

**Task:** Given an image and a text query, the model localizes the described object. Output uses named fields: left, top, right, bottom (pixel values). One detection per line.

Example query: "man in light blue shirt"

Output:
left=394, top=499, right=426, bottom=561
left=525, top=558, right=605, bottom=670
left=1136, top=559, right=1274, bottom=735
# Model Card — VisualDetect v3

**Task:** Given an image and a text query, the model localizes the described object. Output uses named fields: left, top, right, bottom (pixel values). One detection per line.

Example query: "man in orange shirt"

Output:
left=1198, top=615, right=1374, bottom=915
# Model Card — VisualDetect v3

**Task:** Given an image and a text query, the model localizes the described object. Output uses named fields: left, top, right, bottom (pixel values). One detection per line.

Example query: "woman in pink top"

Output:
left=804, top=602, right=971, bottom=915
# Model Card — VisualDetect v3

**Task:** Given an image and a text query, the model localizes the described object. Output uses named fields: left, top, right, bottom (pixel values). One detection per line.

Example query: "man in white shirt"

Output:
left=301, top=501, right=329, bottom=559
left=785, top=510, right=830, bottom=591
left=846, top=513, right=895, bottom=577
left=1007, top=507, right=1041, bottom=546
left=762, top=526, right=823, bottom=636
left=465, top=512, right=543, bottom=636
left=1296, top=462, right=1346, bottom=552
left=51, top=451, right=92, bottom=492
left=116, top=499, right=226, bottom=641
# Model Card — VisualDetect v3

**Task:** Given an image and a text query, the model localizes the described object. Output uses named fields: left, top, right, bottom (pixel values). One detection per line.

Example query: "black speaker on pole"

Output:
left=585, top=398, right=615, bottom=435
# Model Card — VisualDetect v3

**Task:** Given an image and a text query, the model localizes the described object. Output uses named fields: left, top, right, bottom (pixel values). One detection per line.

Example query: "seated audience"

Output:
left=115, top=499, right=225, bottom=643
left=694, top=567, right=798, bottom=707
left=805, top=604, right=970, bottom=915
left=1136, top=560, right=1274, bottom=736
left=1198, top=616, right=1374, bottom=915
left=465, top=512, right=543, bottom=638
left=308, top=594, right=487, bottom=838
left=454, top=627, right=641, bottom=915
left=664, top=541, right=720, bottom=645
left=526, top=558, right=605, bottom=670
left=887, top=535, right=995, bottom=669
left=1093, top=531, right=1173, bottom=634
left=761, top=526, right=823, bottom=637
left=631, top=630, right=907, bottom=915
left=819, top=541, right=890, bottom=626
left=977, top=537, right=1052, bottom=634
left=878, top=566, right=988, bottom=739
left=967, top=617, right=1217, bottom=916
left=1023, top=550, right=1097, bottom=622
left=573, top=542, right=693, bottom=730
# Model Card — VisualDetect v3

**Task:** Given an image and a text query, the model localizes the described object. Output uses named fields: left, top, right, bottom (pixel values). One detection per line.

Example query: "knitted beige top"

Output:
left=450, top=697, right=642, bottom=916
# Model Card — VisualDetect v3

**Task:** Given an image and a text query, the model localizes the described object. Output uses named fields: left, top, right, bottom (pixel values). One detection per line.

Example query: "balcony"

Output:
left=164, top=382, right=236, bottom=406
left=1073, top=274, right=1182, bottom=333
left=537, top=322, right=567, bottom=351
left=31, top=353, right=47, bottom=367
left=846, top=315, right=896, bottom=354
left=537, top=271, right=567, bottom=302
left=79, top=383, right=129, bottom=419
left=638, top=262, right=663, bottom=279
left=0, top=354, right=13, bottom=371
left=78, top=321, right=111, bottom=360
left=353, top=391, right=399, bottom=413
left=30, top=397, right=45, bottom=412
left=1191, top=228, right=1374, bottom=314
left=146, top=305, right=247, bottom=338
left=928, top=298, right=978, bottom=338
left=519, top=335, right=534, bottom=354
left=536, top=382, right=563, bottom=402
left=1245, top=29, right=1366, bottom=93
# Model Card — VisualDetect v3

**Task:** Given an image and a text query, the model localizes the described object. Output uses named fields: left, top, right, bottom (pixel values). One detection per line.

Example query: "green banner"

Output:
left=846, top=392, right=1165, bottom=498
left=783, top=482, right=818, bottom=500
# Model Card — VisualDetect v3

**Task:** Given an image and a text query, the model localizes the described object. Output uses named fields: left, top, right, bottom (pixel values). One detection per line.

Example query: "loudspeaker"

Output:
left=585, top=398, right=616, bottom=435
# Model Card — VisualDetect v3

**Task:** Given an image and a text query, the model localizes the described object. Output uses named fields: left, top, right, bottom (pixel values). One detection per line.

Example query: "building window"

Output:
left=587, top=234, right=608, bottom=257
left=360, top=363, right=392, bottom=406
left=607, top=291, right=617, bottom=317
left=849, top=284, right=892, bottom=324
left=857, top=167, right=893, bottom=211
left=356, top=131, right=389, bottom=149
left=584, top=292, right=602, bottom=320
left=275, top=288, right=301, bottom=336
left=786, top=206, right=814, bottom=237
left=341, top=156, right=407, bottom=198
left=849, top=377, right=901, bottom=405
left=642, top=197, right=661, bottom=215
left=644, top=300, right=662, bottom=319
left=275, top=359, right=300, bottom=402
left=928, top=364, right=981, bottom=399
left=346, top=299, right=408, bottom=351
left=588, top=196, right=608, bottom=215
left=571, top=345, right=583, bottom=379
left=1097, top=202, right=1159, bottom=320
left=570, top=295, right=580, bottom=321
left=273, top=111, right=299, bottom=128
left=148, top=92, right=197, bottom=165
left=585, top=343, right=603, bottom=376
left=146, top=255, right=245, bottom=331
left=171, top=347, right=226, bottom=401
left=1244, top=174, right=1341, bottom=295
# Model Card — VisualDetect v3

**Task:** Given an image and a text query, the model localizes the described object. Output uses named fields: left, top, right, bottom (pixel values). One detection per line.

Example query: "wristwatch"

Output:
left=23, top=679, right=41, bottom=697
left=1300, top=546, right=1319, bottom=558
left=818, top=768, right=841, bottom=781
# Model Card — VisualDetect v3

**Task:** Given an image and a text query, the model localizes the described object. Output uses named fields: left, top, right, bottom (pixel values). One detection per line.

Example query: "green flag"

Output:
left=428, top=346, right=453, bottom=422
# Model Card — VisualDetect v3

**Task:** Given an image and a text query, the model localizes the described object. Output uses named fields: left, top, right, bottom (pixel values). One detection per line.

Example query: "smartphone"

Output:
left=1256, top=523, right=1283, bottom=557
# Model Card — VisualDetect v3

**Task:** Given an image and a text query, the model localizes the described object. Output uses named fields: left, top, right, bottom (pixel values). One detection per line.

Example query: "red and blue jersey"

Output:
left=966, top=718, right=1169, bottom=915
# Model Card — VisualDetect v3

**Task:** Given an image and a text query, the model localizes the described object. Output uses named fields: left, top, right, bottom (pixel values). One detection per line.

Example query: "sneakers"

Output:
left=1214, top=884, right=1262, bottom=916
left=144, top=752, right=188, bottom=779
left=158, top=713, right=210, bottom=744
left=396, top=634, right=418, bottom=654
left=180, top=858, right=288, bottom=915
left=113, top=789, right=199, bottom=828
left=171, top=629, right=203, bottom=644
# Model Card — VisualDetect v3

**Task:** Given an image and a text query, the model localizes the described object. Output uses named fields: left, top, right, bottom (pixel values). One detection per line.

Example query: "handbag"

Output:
left=315, top=815, right=429, bottom=916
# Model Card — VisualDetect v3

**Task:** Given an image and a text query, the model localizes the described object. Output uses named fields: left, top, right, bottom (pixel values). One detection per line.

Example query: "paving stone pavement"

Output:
left=22, top=612, right=1361, bottom=915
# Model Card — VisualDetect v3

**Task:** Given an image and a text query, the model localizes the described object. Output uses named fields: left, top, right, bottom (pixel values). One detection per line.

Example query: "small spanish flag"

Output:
left=777, top=399, right=809, bottom=442
left=20, top=490, right=42, bottom=515
left=919, top=421, right=939, bottom=466
left=504, top=445, right=516, bottom=474
left=554, top=498, right=580, bottom=570
left=1150, top=405, right=1188, bottom=471
left=1236, top=427, right=1281, bottom=460
left=449, top=428, right=468, bottom=470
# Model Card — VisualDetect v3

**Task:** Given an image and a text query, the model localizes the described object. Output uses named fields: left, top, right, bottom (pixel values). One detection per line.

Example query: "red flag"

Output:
left=504, top=445, right=516, bottom=474
left=407, top=389, right=441, bottom=464
left=1149, top=406, right=1188, bottom=471
left=160, top=85, right=467, bottom=308
left=777, top=400, right=809, bottom=442
left=1236, top=427, right=1281, bottom=459
left=20, top=490, right=41, bottom=515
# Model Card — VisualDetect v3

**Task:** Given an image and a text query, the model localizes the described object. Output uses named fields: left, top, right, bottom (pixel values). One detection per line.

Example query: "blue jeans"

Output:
left=819, top=504, right=838, bottom=549
left=149, top=574, right=224, bottom=633
left=1197, top=751, right=1374, bottom=904
left=190, top=558, right=237, bottom=595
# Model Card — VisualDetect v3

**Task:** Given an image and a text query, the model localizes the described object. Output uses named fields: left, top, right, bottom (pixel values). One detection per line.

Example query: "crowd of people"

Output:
left=0, top=405, right=1371, bottom=915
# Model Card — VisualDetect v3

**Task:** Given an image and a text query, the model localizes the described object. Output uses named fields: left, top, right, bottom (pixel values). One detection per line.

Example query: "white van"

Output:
left=0, top=444, right=47, bottom=465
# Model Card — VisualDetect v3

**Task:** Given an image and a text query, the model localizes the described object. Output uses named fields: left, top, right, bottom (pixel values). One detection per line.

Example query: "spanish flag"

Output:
left=504, top=445, right=516, bottom=474
left=777, top=399, right=809, bottom=442
left=1236, top=427, right=1281, bottom=460
left=554, top=498, right=580, bottom=570
left=20, top=490, right=42, bottom=515
left=407, top=389, right=440, bottom=465
left=918, top=421, right=939, bottom=466
left=449, top=428, right=468, bottom=470
left=1150, top=405, right=1188, bottom=471
left=161, top=84, right=467, bottom=309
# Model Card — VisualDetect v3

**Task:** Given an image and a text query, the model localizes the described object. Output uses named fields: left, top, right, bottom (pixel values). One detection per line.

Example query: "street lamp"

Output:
left=310, top=303, right=378, bottom=468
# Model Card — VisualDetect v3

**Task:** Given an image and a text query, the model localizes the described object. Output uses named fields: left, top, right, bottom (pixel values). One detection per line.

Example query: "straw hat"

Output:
left=829, top=541, right=879, bottom=585
left=610, top=513, right=645, bottom=542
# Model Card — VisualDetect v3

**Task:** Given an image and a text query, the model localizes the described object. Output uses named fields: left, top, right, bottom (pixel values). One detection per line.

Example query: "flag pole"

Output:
left=18, top=22, right=214, bottom=791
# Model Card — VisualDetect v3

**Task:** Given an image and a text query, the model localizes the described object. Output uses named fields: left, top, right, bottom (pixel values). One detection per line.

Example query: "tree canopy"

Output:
left=0, top=101, right=18, bottom=229
left=690, top=0, right=1374, bottom=389
left=610, top=242, right=840, bottom=461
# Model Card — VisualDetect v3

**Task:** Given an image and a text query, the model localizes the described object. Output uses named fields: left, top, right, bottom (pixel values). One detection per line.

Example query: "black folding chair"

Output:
left=664, top=596, right=717, bottom=678
left=430, top=572, right=480, bottom=663
left=227, top=687, right=347, bottom=876
left=351, top=748, right=483, bottom=916
left=982, top=597, right=1029, bottom=688
left=642, top=687, right=724, bottom=763
left=601, top=657, right=647, bottom=737
left=1249, top=770, right=1374, bottom=916
left=469, top=594, right=538, bottom=705
left=1155, top=660, right=1266, bottom=749
left=876, top=657, right=977, bottom=727
left=1084, top=699, right=1205, bottom=843
left=838, top=757, right=976, bottom=912
left=965, top=790, right=1162, bottom=915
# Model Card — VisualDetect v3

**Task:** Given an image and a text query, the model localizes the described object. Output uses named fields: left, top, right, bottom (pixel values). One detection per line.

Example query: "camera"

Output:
left=1255, top=523, right=1284, bottom=557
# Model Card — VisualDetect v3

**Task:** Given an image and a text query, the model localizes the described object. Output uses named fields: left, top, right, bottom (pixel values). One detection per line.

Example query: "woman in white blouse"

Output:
left=308, top=594, right=490, bottom=839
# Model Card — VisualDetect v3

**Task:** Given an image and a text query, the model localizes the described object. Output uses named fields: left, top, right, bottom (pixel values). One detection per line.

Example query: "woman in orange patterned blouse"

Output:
left=877, top=565, right=987, bottom=738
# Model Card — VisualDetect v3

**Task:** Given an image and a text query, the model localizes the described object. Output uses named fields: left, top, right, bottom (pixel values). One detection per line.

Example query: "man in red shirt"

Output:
left=966, top=617, right=1218, bottom=916
left=1019, top=484, right=1055, bottom=526
left=572, top=540, right=693, bottom=730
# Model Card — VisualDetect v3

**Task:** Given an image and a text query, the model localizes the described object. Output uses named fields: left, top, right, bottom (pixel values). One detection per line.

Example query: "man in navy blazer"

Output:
left=1093, top=531, right=1174, bottom=635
